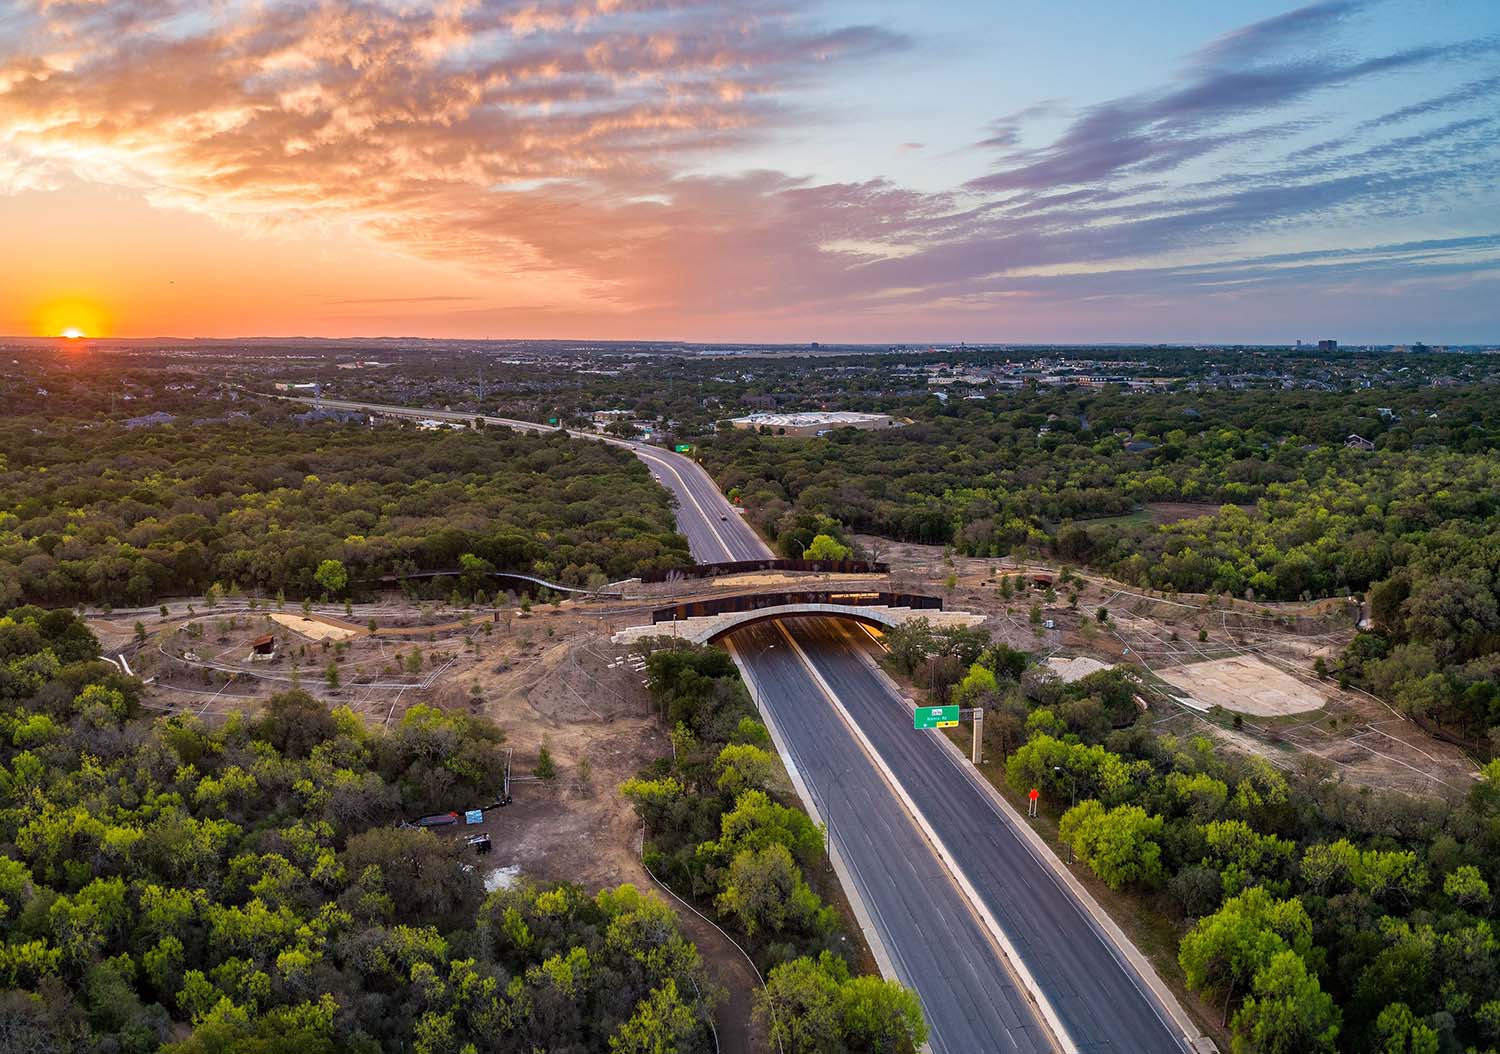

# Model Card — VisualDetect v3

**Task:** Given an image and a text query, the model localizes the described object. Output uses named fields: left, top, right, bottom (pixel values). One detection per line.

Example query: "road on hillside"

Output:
left=782, top=617, right=1192, bottom=1054
left=296, top=396, right=767, bottom=563
left=728, top=620, right=1055, bottom=1054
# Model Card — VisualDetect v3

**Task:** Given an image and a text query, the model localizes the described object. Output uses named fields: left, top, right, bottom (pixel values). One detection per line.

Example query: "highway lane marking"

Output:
left=825, top=620, right=1200, bottom=1053
left=774, top=620, right=1069, bottom=1054
left=624, top=446, right=740, bottom=561
left=302, top=396, right=753, bottom=563
left=727, top=632, right=1012, bottom=1054
left=724, top=639, right=911, bottom=982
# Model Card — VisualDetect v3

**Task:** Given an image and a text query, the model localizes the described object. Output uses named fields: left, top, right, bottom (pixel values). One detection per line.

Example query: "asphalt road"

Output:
left=300, top=394, right=1190, bottom=1052
left=629, top=444, right=767, bottom=562
left=295, top=396, right=768, bottom=563
left=729, top=620, right=1054, bottom=1054
left=784, top=618, right=1192, bottom=1054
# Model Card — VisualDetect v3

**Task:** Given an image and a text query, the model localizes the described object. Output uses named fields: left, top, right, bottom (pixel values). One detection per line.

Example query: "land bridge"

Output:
left=611, top=590, right=984, bottom=646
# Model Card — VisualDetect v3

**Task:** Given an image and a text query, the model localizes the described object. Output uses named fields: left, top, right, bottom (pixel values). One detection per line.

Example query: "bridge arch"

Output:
left=701, top=604, right=901, bottom=644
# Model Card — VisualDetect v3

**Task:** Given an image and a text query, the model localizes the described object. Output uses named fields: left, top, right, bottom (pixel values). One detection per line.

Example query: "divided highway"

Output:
left=295, top=394, right=1197, bottom=1053
left=779, top=618, right=1193, bottom=1054
left=731, top=620, right=1055, bottom=1054
left=292, top=396, right=767, bottom=562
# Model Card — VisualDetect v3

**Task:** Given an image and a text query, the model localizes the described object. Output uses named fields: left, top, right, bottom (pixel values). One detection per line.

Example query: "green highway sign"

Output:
left=547, top=417, right=559, bottom=425
left=914, top=705, right=959, bottom=730
left=674, top=443, right=693, bottom=453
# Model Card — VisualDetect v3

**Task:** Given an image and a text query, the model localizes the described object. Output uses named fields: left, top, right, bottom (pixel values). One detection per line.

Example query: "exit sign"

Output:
left=914, top=705, right=959, bottom=729
left=547, top=417, right=559, bottom=425
left=674, top=443, right=693, bottom=453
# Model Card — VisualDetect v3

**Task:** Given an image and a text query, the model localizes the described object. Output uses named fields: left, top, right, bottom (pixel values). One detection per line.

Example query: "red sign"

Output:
left=1028, top=788, right=1039, bottom=802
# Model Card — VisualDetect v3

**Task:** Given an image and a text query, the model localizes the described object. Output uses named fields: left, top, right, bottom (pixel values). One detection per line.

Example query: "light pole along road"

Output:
left=293, top=395, right=1198, bottom=1053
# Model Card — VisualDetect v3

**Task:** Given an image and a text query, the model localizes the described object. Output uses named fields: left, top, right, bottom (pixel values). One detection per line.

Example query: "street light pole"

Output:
left=1053, top=764, right=1077, bottom=808
left=1052, top=765, right=1078, bottom=862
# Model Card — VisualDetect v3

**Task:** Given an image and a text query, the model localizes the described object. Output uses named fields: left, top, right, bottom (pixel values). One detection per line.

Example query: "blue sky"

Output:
left=1, top=0, right=1497, bottom=341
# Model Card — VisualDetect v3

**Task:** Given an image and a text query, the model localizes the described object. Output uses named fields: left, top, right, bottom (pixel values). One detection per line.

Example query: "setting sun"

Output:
left=34, top=297, right=109, bottom=340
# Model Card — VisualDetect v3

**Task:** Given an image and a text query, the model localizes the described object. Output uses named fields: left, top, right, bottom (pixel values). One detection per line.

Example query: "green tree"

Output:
left=314, top=559, right=347, bottom=597
left=610, top=978, right=701, bottom=1053
left=714, top=743, right=777, bottom=797
left=1372, top=1002, right=1439, bottom=1054
left=535, top=745, right=556, bottom=780
left=1229, top=949, right=1339, bottom=1054
left=1058, top=800, right=1166, bottom=890
left=756, top=952, right=926, bottom=1054
left=1179, top=887, right=1312, bottom=1026
left=716, top=843, right=829, bottom=938
left=1442, top=865, right=1490, bottom=911
left=804, top=534, right=852, bottom=560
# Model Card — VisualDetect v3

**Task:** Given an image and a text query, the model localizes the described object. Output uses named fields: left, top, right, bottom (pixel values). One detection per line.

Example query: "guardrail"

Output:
left=640, top=558, right=888, bottom=583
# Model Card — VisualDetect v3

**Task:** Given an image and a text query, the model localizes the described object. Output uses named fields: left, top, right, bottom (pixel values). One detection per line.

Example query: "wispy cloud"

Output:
left=0, top=0, right=1496, bottom=336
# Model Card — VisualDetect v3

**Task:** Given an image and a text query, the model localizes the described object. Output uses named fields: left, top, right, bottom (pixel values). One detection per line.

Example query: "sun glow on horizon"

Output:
left=34, top=297, right=109, bottom=340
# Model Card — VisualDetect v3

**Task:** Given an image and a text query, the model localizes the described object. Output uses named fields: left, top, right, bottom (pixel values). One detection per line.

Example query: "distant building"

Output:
left=1317, top=339, right=1338, bottom=352
left=123, top=411, right=176, bottom=429
left=727, top=411, right=899, bottom=436
left=1345, top=434, right=1375, bottom=451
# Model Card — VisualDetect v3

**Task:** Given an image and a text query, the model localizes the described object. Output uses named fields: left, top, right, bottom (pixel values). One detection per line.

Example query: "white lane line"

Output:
left=827, top=621, right=1200, bottom=1053
left=633, top=447, right=737, bottom=561
left=303, top=397, right=762, bottom=564
left=729, top=636, right=972, bottom=1054
left=774, top=621, right=1075, bottom=1054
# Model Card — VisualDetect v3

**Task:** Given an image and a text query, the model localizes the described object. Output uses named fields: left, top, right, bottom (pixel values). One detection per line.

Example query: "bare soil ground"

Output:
left=99, top=597, right=771, bottom=1050
left=1159, top=655, right=1328, bottom=717
left=270, top=612, right=359, bottom=641
left=852, top=533, right=1479, bottom=798
left=1045, top=656, right=1112, bottom=683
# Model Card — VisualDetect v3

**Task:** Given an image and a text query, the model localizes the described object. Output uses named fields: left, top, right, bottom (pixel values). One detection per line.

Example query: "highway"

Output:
left=297, top=393, right=1195, bottom=1052
left=774, top=618, right=1192, bottom=1054
left=729, top=620, right=1055, bottom=1054
left=293, top=396, right=766, bottom=563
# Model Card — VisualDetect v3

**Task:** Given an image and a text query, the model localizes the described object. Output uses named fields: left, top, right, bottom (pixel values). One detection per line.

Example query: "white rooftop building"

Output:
left=729, top=411, right=899, bottom=435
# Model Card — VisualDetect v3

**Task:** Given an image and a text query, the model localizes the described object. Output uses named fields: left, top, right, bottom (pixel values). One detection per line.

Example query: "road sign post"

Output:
left=914, top=704, right=959, bottom=729
left=673, top=443, right=693, bottom=453
left=1028, top=787, right=1039, bottom=818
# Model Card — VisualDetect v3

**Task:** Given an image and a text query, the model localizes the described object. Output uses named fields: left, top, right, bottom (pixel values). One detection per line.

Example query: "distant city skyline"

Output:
left=1, top=0, right=1497, bottom=342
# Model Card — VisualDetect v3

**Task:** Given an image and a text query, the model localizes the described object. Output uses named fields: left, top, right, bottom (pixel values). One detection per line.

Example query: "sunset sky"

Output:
left=2, top=0, right=1497, bottom=342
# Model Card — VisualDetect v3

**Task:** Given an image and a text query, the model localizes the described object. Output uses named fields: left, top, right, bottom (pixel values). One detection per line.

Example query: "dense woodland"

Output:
left=889, top=618, right=1500, bottom=1054
left=622, top=645, right=926, bottom=1053
left=0, top=410, right=690, bottom=609
left=0, top=605, right=720, bottom=1052
left=701, top=385, right=1500, bottom=751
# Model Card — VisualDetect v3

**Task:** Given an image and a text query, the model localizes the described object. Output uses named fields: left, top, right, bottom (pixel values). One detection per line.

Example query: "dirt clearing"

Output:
left=1160, top=655, right=1327, bottom=716
left=1046, top=656, right=1112, bottom=683
left=270, top=612, right=359, bottom=641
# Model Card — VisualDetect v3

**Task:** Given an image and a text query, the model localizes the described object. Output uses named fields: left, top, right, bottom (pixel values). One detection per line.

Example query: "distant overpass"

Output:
left=611, top=590, right=984, bottom=645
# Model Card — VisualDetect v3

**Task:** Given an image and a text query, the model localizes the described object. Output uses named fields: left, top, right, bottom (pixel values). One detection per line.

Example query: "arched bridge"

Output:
left=611, top=590, right=985, bottom=646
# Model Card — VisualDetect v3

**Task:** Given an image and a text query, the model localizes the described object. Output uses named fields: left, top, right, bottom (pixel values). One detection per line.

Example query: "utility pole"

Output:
left=970, top=707, right=984, bottom=764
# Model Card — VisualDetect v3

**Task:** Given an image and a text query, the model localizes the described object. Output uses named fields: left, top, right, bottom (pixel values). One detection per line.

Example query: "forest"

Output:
left=700, top=384, right=1500, bottom=750
left=621, top=644, right=927, bottom=1053
left=0, top=408, right=691, bottom=609
left=0, top=604, right=721, bottom=1052
left=889, top=619, right=1500, bottom=1054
